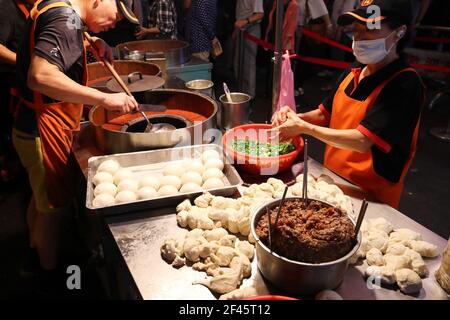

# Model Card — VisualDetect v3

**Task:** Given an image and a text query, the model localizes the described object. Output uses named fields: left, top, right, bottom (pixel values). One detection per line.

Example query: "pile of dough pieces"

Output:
left=291, top=174, right=354, bottom=218
left=91, top=149, right=226, bottom=208
left=160, top=176, right=355, bottom=297
left=161, top=227, right=255, bottom=295
left=350, top=217, right=439, bottom=295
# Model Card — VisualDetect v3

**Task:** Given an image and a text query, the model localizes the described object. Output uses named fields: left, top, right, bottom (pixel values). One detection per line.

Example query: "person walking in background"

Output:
left=265, top=0, right=299, bottom=52
left=294, top=0, right=332, bottom=96
left=234, top=0, right=264, bottom=99
left=185, top=0, right=218, bottom=61
left=136, top=0, right=178, bottom=39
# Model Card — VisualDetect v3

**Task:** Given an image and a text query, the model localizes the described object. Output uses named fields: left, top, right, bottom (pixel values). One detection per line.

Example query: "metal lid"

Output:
left=106, top=72, right=165, bottom=93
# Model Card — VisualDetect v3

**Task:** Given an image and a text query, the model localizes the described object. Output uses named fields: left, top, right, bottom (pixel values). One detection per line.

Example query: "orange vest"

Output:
left=324, top=68, right=421, bottom=208
left=22, top=0, right=87, bottom=208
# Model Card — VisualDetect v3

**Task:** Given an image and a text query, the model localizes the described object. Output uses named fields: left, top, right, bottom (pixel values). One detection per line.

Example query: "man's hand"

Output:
left=101, top=92, right=138, bottom=113
left=90, top=37, right=114, bottom=65
left=268, top=112, right=311, bottom=142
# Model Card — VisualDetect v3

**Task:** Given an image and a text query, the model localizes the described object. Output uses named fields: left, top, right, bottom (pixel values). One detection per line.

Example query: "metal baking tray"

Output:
left=86, top=144, right=243, bottom=216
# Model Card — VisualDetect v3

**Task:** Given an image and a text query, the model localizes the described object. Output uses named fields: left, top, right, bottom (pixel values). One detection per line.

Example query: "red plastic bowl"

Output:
left=222, top=124, right=304, bottom=175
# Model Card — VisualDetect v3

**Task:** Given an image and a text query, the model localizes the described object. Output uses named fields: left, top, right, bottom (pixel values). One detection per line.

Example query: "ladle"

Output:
left=84, top=32, right=175, bottom=133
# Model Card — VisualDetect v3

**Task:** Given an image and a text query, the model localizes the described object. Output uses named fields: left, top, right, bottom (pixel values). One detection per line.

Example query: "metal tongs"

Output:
left=266, top=185, right=289, bottom=252
left=302, top=138, right=309, bottom=205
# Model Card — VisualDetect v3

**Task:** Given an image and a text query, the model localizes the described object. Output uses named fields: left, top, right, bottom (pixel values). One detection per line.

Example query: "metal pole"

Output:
left=238, top=28, right=245, bottom=92
left=271, top=0, right=284, bottom=120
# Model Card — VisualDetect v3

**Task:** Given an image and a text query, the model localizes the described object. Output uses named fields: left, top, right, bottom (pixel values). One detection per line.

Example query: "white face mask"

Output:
left=352, top=31, right=398, bottom=65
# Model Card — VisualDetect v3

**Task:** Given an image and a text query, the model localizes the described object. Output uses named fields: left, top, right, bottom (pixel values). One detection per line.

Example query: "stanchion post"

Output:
left=238, top=28, right=245, bottom=92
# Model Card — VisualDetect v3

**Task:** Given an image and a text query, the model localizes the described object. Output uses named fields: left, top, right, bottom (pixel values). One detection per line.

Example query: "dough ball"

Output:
left=92, top=193, right=115, bottom=208
left=117, top=179, right=139, bottom=192
left=158, top=185, right=179, bottom=197
left=163, top=163, right=185, bottom=177
left=137, top=186, right=158, bottom=199
left=204, top=158, right=224, bottom=171
left=181, top=171, right=203, bottom=186
left=180, top=182, right=203, bottom=194
left=113, top=168, right=134, bottom=185
left=201, top=149, right=221, bottom=163
left=202, top=177, right=225, bottom=190
left=186, top=160, right=205, bottom=175
left=202, top=168, right=225, bottom=181
left=139, top=176, right=161, bottom=190
left=93, top=171, right=113, bottom=186
left=115, top=190, right=137, bottom=204
left=97, top=159, right=120, bottom=174
left=94, top=182, right=117, bottom=197
left=161, top=175, right=182, bottom=190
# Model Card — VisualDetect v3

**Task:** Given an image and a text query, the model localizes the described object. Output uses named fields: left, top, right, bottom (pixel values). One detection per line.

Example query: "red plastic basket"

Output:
left=222, top=124, right=304, bottom=176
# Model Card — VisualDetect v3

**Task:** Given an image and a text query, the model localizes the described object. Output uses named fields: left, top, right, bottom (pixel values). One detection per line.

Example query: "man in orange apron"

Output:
left=13, top=0, right=139, bottom=282
left=0, top=0, right=35, bottom=183
left=270, top=0, right=425, bottom=209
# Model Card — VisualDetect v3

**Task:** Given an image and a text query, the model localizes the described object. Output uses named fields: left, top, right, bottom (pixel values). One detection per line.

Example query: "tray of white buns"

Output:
left=86, top=144, right=243, bottom=215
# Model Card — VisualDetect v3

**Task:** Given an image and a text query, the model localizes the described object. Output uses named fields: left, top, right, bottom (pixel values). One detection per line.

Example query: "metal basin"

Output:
left=117, top=40, right=191, bottom=67
left=89, top=89, right=218, bottom=154
left=251, top=197, right=361, bottom=296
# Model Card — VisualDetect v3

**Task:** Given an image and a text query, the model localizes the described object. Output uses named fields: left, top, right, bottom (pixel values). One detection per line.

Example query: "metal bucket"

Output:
left=219, top=93, right=251, bottom=130
left=185, top=79, right=214, bottom=98
left=251, top=197, right=361, bottom=296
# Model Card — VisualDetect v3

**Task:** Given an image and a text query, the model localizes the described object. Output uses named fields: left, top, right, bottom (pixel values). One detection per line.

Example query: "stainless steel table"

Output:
left=104, top=158, right=449, bottom=300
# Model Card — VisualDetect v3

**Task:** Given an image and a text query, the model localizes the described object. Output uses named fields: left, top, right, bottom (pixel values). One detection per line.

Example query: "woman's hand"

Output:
left=90, top=37, right=113, bottom=65
left=268, top=112, right=311, bottom=142
left=272, top=106, right=296, bottom=127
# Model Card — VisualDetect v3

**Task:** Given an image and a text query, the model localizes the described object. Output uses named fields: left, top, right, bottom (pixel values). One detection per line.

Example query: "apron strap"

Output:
left=28, top=1, right=75, bottom=110
left=15, top=0, right=30, bottom=18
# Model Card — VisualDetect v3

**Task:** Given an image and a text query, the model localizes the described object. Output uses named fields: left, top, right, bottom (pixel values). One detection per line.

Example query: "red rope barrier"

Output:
left=242, top=31, right=450, bottom=73
left=414, top=36, right=450, bottom=45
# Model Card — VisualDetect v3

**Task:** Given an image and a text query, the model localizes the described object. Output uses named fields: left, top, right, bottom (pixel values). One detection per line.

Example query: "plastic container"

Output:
left=222, top=123, right=303, bottom=175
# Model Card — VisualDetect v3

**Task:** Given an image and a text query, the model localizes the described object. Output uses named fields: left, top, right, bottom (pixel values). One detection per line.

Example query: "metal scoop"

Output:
left=84, top=32, right=175, bottom=133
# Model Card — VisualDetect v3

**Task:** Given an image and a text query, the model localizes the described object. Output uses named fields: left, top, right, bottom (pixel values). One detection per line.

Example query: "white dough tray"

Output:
left=86, top=144, right=243, bottom=216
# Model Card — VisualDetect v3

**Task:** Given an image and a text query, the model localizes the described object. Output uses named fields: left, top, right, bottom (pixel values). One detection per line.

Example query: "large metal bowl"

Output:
left=117, top=40, right=191, bottom=67
left=251, top=197, right=361, bottom=296
left=89, top=89, right=218, bottom=154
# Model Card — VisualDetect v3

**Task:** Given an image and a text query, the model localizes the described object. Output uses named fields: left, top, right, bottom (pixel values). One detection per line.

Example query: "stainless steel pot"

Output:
left=117, top=40, right=191, bottom=67
left=251, top=197, right=361, bottom=295
left=89, top=89, right=218, bottom=154
left=185, top=79, right=214, bottom=98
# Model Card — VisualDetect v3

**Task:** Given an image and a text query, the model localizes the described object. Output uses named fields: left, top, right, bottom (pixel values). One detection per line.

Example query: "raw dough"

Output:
left=204, top=158, right=224, bottom=171
left=163, top=163, right=185, bottom=177
left=157, top=185, right=179, bottom=197
left=409, top=240, right=439, bottom=258
left=181, top=171, right=203, bottom=186
left=94, top=182, right=117, bottom=197
left=201, top=149, right=221, bottom=163
left=186, top=160, right=205, bottom=175
left=202, top=178, right=225, bottom=190
left=202, top=168, right=225, bottom=181
left=194, top=192, right=214, bottom=208
left=366, top=248, right=385, bottom=266
left=139, top=176, right=161, bottom=190
left=160, top=175, right=182, bottom=190
left=176, top=199, right=192, bottom=212
left=113, top=168, right=133, bottom=185
left=93, top=171, right=114, bottom=186
left=92, top=193, right=115, bottom=208
left=236, top=240, right=254, bottom=260
left=395, top=268, right=422, bottom=294
left=117, top=179, right=139, bottom=193
left=137, top=186, right=158, bottom=199
left=180, top=182, right=203, bottom=194
left=115, top=190, right=137, bottom=203
left=204, top=228, right=228, bottom=242
left=97, top=159, right=120, bottom=174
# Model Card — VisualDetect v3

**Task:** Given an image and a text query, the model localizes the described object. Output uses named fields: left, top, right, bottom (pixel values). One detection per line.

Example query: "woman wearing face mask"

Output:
left=270, top=0, right=425, bottom=209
